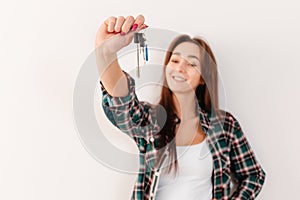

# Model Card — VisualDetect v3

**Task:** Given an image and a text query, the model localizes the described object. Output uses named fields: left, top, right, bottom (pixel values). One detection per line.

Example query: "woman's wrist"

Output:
left=95, top=44, right=118, bottom=76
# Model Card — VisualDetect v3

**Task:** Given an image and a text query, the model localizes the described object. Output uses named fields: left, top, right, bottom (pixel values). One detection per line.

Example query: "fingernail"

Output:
left=131, top=23, right=138, bottom=31
left=120, top=32, right=126, bottom=36
left=140, top=24, right=149, bottom=29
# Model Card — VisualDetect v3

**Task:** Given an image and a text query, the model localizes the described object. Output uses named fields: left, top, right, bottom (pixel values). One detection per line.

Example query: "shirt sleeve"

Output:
left=99, top=70, right=160, bottom=144
left=228, top=113, right=266, bottom=200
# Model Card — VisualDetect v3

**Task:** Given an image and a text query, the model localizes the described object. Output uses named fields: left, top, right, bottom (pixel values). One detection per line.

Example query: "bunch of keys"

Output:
left=133, top=32, right=148, bottom=78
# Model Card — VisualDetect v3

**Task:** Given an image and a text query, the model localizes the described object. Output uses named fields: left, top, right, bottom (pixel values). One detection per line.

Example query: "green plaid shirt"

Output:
left=100, top=71, right=266, bottom=200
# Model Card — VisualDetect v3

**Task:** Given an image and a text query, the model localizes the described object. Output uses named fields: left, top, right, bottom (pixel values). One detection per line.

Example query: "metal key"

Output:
left=133, top=32, right=148, bottom=78
left=133, top=33, right=140, bottom=78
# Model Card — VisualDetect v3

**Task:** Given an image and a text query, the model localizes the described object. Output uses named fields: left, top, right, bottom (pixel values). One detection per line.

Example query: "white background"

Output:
left=1, top=0, right=299, bottom=199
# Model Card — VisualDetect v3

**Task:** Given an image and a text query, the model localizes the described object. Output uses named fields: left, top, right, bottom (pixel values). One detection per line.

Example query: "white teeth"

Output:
left=173, top=76, right=186, bottom=82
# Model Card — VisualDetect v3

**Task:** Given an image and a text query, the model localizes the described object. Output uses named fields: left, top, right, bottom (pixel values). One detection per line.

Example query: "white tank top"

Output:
left=155, top=138, right=213, bottom=200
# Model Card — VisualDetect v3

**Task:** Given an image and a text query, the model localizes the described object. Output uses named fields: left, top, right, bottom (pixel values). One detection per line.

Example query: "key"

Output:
left=134, top=33, right=140, bottom=78
left=145, top=44, right=148, bottom=61
left=133, top=32, right=148, bottom=78
left=139, top=33, right=146, bottom=66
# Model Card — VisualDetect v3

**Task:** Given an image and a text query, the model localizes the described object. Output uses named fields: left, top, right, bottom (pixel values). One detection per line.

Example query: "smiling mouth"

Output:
left=172, top=76, right=187, bottom=82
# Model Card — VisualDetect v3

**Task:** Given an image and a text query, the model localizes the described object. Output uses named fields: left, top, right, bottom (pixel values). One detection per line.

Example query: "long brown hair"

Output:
left=154, top=34, right=219, bottom=175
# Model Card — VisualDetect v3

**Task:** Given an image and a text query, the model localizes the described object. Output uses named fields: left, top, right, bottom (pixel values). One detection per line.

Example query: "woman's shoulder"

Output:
left=207, top=109, right=243, bottom=141
left=210, top=109, right=241, bottom=128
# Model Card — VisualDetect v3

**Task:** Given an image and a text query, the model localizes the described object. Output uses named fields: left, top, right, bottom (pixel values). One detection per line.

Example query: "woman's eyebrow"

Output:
left=173, top=52, right=200, bottom=61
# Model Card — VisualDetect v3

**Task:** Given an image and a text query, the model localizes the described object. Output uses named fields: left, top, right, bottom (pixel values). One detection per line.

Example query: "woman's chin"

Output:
left=169, top=86, right=194, bottom=94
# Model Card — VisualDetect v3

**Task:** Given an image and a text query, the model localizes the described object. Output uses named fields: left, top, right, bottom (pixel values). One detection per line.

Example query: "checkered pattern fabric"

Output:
left=100, top=71, right=266, bottom=200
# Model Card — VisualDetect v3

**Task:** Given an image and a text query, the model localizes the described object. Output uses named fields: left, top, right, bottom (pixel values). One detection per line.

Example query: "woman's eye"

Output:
left=189, top=63, right=197, bottom=67
left=171, top=60, right=178, bottom=63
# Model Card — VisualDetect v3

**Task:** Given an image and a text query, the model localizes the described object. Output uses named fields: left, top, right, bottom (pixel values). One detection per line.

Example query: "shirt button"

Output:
left=150, top=137, right=154, bottom=142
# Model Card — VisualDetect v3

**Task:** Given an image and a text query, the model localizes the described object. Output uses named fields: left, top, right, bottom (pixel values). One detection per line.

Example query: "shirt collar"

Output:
left=197, top=105, right=211, bottom=133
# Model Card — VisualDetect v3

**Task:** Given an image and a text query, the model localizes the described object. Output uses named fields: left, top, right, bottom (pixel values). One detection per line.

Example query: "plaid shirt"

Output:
left=100, top=71, right=266, bottom=200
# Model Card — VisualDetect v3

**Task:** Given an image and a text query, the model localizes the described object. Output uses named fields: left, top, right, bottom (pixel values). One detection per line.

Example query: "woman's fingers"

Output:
left=96, top=15, right=148, bottom=51
left=133, top=14, right=145, bottom=30
left=121, top=15, right=135, bottom=33
left=114, top=16, right=125, bottom=32
left=104, top=15, right=146, bottom=34
left=105, top=16, right=117, bottom=33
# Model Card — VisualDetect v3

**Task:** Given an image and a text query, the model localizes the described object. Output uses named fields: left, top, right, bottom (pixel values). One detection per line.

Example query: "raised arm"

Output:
left=95, top=15, right=159, bottom=145
left=94, top=15, right=146, bottom=97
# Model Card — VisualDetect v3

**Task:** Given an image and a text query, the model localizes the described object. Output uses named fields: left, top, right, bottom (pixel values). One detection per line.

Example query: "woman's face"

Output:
left=166, top=42, right=202, bottom=94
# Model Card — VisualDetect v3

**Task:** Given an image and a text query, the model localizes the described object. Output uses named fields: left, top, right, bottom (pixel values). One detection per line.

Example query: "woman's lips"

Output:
left=172, top=75, right=187, bottom=82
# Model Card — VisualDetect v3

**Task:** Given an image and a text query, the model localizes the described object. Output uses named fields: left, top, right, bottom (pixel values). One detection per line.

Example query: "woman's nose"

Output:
left=175, top=60, right=187, bottom=72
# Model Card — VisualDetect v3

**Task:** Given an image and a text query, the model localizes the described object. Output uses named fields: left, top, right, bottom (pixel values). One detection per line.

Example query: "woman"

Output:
left=95, top=15, right=266, bottom=200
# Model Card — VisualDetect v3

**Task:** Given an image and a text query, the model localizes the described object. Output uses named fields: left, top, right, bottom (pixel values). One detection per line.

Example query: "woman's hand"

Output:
left=94, top=15, right=148, bottom=97
left=95, top=15, right=147, bottom=55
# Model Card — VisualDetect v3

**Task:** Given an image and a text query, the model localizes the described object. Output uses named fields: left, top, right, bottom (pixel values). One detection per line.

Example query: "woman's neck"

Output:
left=172, top=92, right=198, bottom=120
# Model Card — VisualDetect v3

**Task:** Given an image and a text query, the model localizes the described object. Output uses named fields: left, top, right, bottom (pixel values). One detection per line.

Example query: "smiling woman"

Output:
left=95, top=14, right=266, bottom=200
left=166, top=42, right=203, bottom=93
